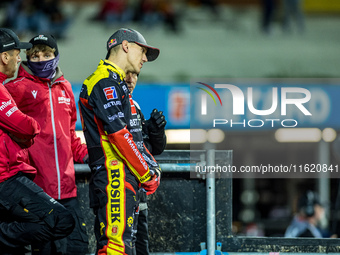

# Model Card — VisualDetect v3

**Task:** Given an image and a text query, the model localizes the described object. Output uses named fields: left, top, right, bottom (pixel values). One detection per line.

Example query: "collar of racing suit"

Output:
left=102, top=59, right=126, bottom=81
left=20, top=61, right=64, bottom=84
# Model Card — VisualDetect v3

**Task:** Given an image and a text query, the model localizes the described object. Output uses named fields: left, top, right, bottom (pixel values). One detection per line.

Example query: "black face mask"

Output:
left=27, top=54, right=60, bottom=79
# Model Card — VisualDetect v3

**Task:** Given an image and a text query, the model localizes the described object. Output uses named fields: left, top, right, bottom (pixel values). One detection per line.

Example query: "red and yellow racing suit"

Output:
left=79, top=60, right=159, bottom=255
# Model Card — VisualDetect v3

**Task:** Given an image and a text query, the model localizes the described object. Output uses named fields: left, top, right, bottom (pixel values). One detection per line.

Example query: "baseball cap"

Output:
left=106, top=28, right=160, bottom=61
left=0, top=28, right=32, bottom=53
left=29, top=34, right=59, bottom=57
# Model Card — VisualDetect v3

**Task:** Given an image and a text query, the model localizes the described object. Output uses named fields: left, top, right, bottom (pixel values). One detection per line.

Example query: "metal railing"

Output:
left=75, top=150, right=208, bottom=173
left=75, top=150, right=340, bottom=254
left=75, top=150, right=232, bottom=255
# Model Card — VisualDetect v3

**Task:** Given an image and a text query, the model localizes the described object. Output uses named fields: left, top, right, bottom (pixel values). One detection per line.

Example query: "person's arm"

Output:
left=143, top=108, right=167, bottom=155
left=144, top=129, right=166, bottom=155
left=0, top=85, right=40, bottom=143
left=87, top=79, right=153, bottom=183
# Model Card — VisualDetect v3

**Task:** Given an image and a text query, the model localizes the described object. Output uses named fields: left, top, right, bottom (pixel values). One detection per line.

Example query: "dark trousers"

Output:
left=136, top=209, right=149, bottom=255
left=0, top=173, right=75, bottom=255
left=31, top=197, right=89, bottom=255
left=136, top=190, right=149, bottom=255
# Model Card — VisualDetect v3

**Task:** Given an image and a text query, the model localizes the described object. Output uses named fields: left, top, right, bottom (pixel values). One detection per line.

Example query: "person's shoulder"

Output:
left=5, top=77, right=27, bottom=90
left=100, top=60, right=125, bottom=83
left=0, top=83, right=9, bottom=94
left=56, top=76, right=72, bottom=87
left=96, top=60, right=118, bottom=78
left=84, top=64, right=119, bottom=87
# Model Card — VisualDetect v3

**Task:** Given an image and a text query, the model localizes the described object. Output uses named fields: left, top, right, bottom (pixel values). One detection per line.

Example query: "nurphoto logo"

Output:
left=196, top=82, right=313, bottom=129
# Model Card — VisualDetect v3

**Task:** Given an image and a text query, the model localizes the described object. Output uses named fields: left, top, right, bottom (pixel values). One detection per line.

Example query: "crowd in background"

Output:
left=261, top=0, right=304, bottom=35
left=0, top=0, right=305, bottom=40
left=90, top=0, right=180, bottom=33
left=1, top=0, right=70, bottom=39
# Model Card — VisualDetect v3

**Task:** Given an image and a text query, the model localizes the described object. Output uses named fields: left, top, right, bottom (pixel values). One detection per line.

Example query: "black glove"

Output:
left=148, top=109, right=166, bottom=133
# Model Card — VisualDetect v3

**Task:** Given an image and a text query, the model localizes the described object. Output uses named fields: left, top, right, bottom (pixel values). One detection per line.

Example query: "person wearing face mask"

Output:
left=5, top=34, right=89, bottom=255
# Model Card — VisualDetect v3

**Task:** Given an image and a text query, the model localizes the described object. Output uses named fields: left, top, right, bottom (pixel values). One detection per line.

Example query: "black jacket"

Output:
left=133, top=100, right=166, bottom=156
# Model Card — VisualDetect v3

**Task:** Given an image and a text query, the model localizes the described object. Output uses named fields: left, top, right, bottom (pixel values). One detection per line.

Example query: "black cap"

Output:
left=106, top=28, right=160, bottom=61
left=0, top=28, right=32, bottom=53
left=29, top=34, right=59, bottom=57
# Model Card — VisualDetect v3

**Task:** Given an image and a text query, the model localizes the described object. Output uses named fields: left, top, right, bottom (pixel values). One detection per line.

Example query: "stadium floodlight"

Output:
left=322, top=128, right=337, bottom=142
left=166, top=129, right=225, bottom=144
left=166, top=129, right=207, bottom=144
left=207, top=129, right=225, bottom=143
left=275, top=128, right=322, bottom=143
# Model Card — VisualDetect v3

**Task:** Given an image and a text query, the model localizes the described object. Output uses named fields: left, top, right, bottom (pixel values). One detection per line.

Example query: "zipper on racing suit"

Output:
left=48, top=81, right=61, bottom=200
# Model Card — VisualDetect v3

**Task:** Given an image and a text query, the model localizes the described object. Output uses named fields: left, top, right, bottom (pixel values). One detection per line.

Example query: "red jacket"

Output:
left=0, top=72, right=40, bottom=183
left=5, top=63, right=88, bottom=200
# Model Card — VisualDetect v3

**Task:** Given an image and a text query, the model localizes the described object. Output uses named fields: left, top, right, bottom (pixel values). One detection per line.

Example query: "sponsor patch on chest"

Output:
left=103, top=86, right=118, bottom=101
left=58, top=96, right=71, bottom=104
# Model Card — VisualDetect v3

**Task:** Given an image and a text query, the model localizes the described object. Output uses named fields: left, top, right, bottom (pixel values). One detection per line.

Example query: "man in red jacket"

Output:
left=5, top=34, right=89, bottom=254
left=0, top=28, right=75, bottom=255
